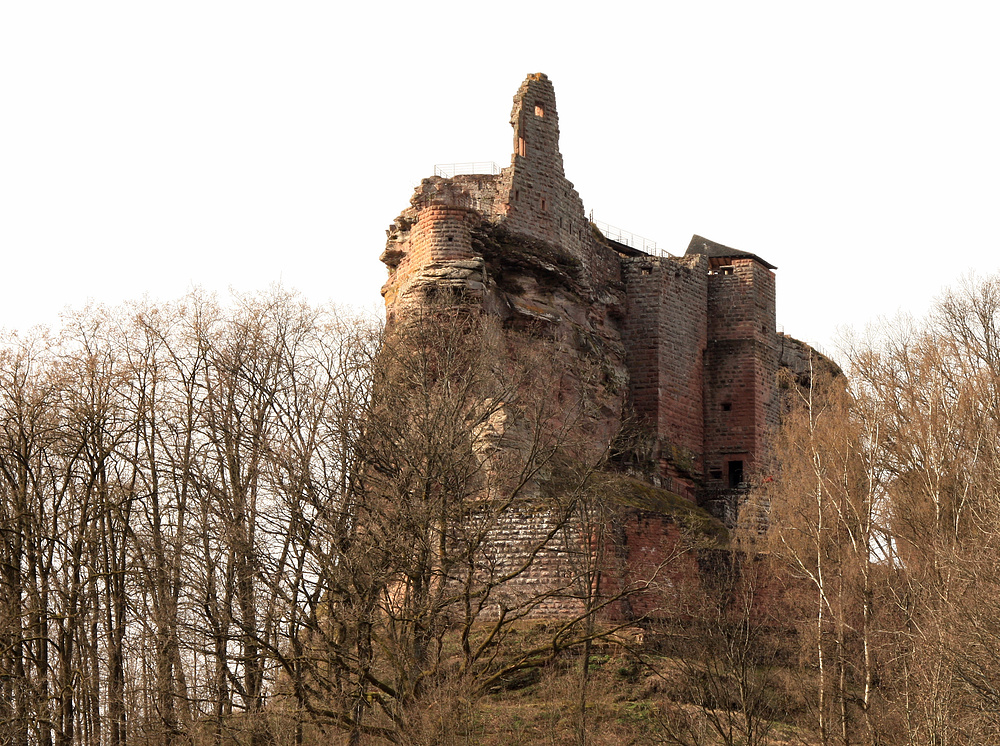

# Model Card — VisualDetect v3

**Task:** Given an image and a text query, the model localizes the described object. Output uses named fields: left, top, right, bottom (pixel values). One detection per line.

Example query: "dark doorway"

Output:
left=728, top=460, right=744, bottom=488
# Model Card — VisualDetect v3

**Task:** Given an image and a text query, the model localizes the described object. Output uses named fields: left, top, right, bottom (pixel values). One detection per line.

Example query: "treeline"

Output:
left=8, top=275, right=1000, bottom=746
left=0, top=290, right=631, bottom=746
left=757, top=273, right=1000, bottom=745
left=0, top=291, right=382, bottom=745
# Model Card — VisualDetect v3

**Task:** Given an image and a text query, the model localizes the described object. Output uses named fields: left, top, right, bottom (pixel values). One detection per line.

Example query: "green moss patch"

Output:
left=606, top=475, right=730, bottom=545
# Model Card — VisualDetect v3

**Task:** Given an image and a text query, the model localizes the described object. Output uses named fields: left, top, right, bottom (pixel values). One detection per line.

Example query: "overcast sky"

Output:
left=3, top=2, right=998, bottom=360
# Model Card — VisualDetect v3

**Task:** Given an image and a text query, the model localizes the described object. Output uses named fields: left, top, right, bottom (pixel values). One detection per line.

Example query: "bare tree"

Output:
left=0, top=287, right=723, bottom=745
left=653, top=546, right=783, bottom=746
left=754, top=274, right=1000, bottom=745
left=763, top=357, right=894, bottom=746
left=0, top=330, right=61, bottom=746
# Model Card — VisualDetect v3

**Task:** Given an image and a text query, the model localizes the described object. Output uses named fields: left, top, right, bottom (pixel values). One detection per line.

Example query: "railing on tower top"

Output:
left=593, top=220, right=669, bottom=256
left=428, top=166, right=671, bottom=258
left=434, top=162, right=501, bottom=178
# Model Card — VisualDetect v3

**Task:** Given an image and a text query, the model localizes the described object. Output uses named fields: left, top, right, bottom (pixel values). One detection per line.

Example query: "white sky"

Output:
left=3, top=2, right=999, bottom=361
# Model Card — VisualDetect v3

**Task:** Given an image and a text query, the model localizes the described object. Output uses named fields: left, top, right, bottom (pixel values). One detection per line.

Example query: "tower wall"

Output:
left=380, top=180, right=485, bottom=315
left=703, top=258, right=778, bottom=489
left=623, top=254, right=709, bottom=499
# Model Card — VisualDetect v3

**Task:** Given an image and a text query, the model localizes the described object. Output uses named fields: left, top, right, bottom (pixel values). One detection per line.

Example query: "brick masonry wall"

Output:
left=602, top=511, right=701, bottom=621
left=599, top=513, right=705, bottom=621
left=704, top=259, right=778, bottom=487
left=481, top=506, right=588, bottom=619
left=477, top=505, right=714, bottom=623
left=380, top=179, right=485, bottom=313
left=623, top=254, right=709, bottom=498
left=494, top=74, right=598, bottom=279
left=656, top=255, right=710, bottom=493
left=623, top=258, right=667, bottom=432
left=452, top=174, right=503, bottom=218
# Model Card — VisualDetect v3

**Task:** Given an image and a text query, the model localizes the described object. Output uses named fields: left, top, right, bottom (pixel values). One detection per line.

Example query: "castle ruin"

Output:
left=381, top=73, right=782, bottom=521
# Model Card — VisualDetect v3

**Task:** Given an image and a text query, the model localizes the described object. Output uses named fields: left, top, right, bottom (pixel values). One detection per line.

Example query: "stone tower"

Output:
left=494, top=74, right=593, bottom=270
left=692, top=237, right=779, bottom=517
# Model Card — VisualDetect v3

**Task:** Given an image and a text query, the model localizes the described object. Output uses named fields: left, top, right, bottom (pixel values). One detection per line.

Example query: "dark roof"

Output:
left=684, top=235, right=777, bottom=270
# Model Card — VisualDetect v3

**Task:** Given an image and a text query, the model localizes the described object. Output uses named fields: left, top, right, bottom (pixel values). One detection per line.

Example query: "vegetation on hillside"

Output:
left=5, top=274, right=1000, bottom=744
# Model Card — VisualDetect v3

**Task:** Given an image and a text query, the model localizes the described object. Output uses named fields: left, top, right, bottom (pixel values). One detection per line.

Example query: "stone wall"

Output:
left=481, top=505, right=588, bottom=620
left=704, top=257, right=779, bottom=489
left=622, top=253, right=711, bottom=499
left=494, top=74, right=596, bottom=275
left=600, top=512, right=705, bottom=621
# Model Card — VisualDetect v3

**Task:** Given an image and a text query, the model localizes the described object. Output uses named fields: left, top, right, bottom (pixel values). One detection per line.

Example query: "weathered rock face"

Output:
left=378, top=73, right=809, bottom=618
left=777, top=332, right=842, bottom=389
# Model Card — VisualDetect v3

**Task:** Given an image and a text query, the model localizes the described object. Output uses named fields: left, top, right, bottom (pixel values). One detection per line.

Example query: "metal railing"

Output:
left=778, top=325, right=833, bottom=361
left=593, top=219, right=665, bottom=256
left=434, top=162, right=501, bottom=178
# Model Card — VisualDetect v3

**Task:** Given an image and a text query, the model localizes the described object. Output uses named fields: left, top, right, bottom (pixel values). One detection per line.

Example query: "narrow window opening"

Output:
left=721, top=402, right=732, bottom=412
left=728, top=460, right=744, bottom=489
left=534, top=104, right=544, bottom=117
left=514, top=189, right=519, bottom=201
left=721, top=265, right=735, bottom=275
left=517, top=137, right=526, bottom=157
left=640, top=266, right=652, bottom=276
left=710, top=469, right=723, bottom=480
left=540, top=197, right=547, bottom=211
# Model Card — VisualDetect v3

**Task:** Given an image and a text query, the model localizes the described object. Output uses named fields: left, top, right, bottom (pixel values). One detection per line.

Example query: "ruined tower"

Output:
left=494, top=74, right=593, bottom=269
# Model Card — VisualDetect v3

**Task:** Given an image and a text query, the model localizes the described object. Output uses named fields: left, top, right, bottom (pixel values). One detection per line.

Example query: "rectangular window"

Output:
left=518, top=137, right=526, bottom=157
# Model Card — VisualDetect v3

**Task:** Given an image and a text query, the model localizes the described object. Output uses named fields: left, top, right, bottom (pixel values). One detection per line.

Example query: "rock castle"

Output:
left=378, top=73, right=819, bottom=616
